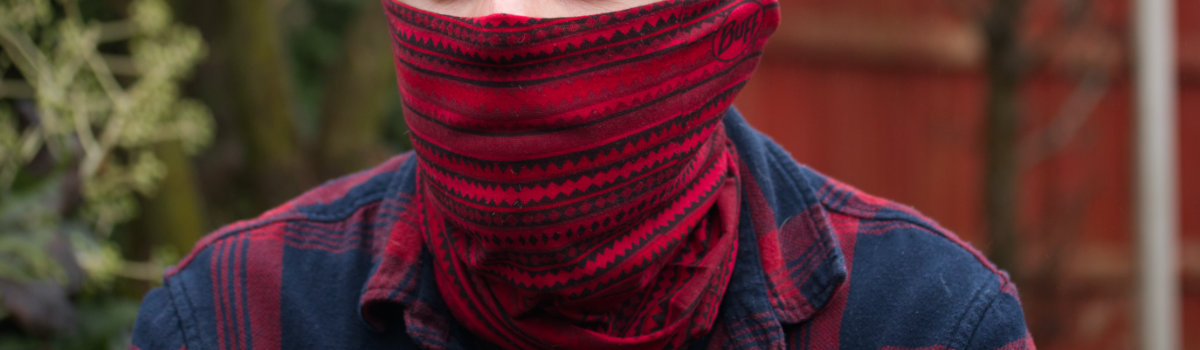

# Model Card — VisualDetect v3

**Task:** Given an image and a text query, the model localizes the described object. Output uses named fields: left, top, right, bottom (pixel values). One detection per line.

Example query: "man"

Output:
left=132, top=0, right=1034, bottom=348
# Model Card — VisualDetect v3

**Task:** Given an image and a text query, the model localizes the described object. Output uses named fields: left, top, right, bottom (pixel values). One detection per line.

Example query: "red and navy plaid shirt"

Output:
left=132, top=109, right=1034, bottom=349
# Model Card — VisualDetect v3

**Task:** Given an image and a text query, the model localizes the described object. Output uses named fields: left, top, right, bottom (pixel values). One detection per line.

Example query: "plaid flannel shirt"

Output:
left=132, top=108, right=1034, bottom=349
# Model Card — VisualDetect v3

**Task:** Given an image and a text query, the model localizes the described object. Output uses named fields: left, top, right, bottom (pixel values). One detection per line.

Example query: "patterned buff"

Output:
left=383, top=0, right=779, bottom=348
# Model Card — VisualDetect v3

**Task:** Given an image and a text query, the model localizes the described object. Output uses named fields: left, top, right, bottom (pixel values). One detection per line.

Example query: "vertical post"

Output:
left=1132, top=0, right=1179, bottom=349
left=982, top=0, right=1025, bottom=281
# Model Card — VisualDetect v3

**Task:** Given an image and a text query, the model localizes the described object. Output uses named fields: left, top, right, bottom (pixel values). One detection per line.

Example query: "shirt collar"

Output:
left=356, top=154, right=426, bottom=331
left=707, top=153, right=846, bottom=350
left=719, top=107, right=848, bottom=326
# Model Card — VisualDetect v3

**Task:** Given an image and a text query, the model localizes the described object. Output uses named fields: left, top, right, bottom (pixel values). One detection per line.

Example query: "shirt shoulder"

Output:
left=801, top=170, right=1032, bottom=349
left=167, top=152, right=416, bottom=280
left=721, top=109, right=1031, bottom=349
left=132, top=152, right=420, bottom=350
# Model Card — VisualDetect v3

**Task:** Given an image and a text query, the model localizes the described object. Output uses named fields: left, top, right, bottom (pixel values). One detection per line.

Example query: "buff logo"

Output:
left=713, top=1, right=765, bottom=62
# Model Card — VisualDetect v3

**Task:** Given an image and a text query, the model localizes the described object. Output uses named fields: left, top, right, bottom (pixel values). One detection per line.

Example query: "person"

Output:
left=131, top=0, right=1034, bottom=348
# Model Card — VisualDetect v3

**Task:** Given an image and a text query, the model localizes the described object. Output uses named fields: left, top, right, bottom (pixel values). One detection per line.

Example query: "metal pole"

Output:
left=1132, top=0, right=1179, bottom=349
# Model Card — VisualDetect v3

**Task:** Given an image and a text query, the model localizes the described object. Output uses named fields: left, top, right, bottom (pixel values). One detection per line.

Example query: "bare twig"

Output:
left=1019, top=67, right=1109, bottom=170
left=70, top=95, right=101, bottom=166
left=0, top=28, right=50, bottom=87
left=1026, top=0, right=1093, bottom=57
left=115, top=260, right=167, bottom=282
left=0, top=130, right=44, bottom=194
left=982, top=0, right=1028, bottom=278
left=0, top=80, right=36, bottom=99
left=946, top=0, right=990, bottom=20
left=80, top=30, right=132, bottom=180
left=100, top=54, right=138, bottom=76
left=83, top=40, right=124, bottom=103
left=98, top=21, right=136, bottom=43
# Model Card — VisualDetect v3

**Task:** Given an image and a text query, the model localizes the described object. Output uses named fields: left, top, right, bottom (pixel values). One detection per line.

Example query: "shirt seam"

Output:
left=169, top=201, right=383, bottom=277
left=822, top=199, right=1007, bottom=276
left=821, top=201, right=946, bottom=239
left=952, top=279, right=1001, bottom=350
left=165, top=276, right=198, bottom=349
left=169, top=154, right=415, bottom=277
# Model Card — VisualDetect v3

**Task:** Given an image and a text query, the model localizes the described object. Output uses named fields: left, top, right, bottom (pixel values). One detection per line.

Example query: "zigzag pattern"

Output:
left=418, top=122, right=713, bottom=206
left=399, top=60, right=752, bottom=133
left=386, top=0, right=780, bottom=348
left=384, top=0, right=722, bottom=58
left=405, top=84, right=740, bottom=169
left=443, top=154, right=727, bottom=285
left=390, top=26, right=735, bottom=90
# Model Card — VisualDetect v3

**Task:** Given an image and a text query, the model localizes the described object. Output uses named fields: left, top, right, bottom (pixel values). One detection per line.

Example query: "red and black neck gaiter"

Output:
left=383, top=0, right=778, bottom=348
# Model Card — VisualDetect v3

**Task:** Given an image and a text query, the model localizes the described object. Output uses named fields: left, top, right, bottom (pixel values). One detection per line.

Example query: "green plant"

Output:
left=0, top=0, right=211, bottom=346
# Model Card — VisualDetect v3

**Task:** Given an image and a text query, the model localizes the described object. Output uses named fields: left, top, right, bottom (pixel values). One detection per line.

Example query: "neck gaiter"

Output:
left=383, top=0, right=779, bottom=348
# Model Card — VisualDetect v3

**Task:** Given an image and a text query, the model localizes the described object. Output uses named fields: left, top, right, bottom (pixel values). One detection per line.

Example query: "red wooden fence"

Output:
left=733, top=0, right=1199, bottom=348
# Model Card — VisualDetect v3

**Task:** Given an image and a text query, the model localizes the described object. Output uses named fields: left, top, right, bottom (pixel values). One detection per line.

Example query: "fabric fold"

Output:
left=384, top=0, right=779, bottom=348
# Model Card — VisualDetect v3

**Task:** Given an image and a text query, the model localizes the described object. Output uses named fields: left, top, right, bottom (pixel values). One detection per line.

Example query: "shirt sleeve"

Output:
left=965, top=288, right=1036, bottom=350
left=131, top=286, right=187, bottom=350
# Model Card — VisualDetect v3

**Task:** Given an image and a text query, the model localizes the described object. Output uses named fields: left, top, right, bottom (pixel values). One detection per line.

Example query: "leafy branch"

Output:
left=0, top=0, right=213, bottom=342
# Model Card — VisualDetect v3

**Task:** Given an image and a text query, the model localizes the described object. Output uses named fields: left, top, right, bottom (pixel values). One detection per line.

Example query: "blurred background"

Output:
left=0, top=0, right=1193, bottom=348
